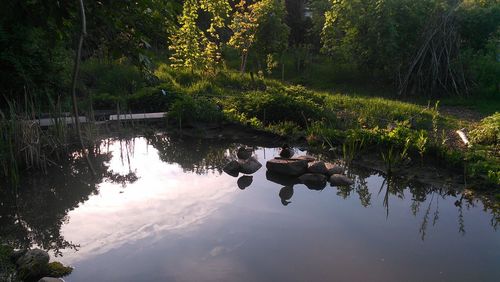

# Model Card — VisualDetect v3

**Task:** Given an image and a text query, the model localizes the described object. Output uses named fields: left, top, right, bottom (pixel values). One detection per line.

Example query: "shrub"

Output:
left=470, top=112, right=500, bottom=145
left=168, top=95, right=223, bottom=125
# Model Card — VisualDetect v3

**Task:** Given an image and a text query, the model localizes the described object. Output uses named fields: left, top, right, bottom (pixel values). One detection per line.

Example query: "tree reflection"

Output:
left=149, top=134, right=238, bottom=175
left=0, top=139, right=139, bottom=256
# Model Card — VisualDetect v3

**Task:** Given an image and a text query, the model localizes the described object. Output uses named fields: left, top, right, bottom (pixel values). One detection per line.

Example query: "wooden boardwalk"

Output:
left=35, top=112, right=167, bottom=127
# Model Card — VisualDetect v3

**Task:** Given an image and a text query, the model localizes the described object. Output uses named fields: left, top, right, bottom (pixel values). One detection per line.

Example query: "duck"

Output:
left=237, top=146, right=253, bottom=160
left=279, top=144, right=294, bottom=159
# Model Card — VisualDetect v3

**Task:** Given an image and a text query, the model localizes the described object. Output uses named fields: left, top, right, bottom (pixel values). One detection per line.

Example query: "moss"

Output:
left=47, top=261, right=73, bottom=277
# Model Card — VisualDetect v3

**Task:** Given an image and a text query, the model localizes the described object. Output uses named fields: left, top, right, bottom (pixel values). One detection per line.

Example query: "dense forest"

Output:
left=0, top=0, right=499, bottom=187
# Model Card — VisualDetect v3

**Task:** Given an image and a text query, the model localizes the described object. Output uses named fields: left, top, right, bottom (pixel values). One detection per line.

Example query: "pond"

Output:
left=1, top=134, right=499, bottom=281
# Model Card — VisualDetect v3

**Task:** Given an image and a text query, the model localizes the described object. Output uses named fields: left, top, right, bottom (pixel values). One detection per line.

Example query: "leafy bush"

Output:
left=470, top=112, right=500, bottom=145
left=81, top=60, right=144, bottom=98
left=128, top=83, right=181, bottom=112
left=168, top=95, right=223, bottom=125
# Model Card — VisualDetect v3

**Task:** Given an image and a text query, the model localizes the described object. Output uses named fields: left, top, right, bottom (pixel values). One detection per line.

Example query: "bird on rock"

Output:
left=279, top=144, right=294, bottom=159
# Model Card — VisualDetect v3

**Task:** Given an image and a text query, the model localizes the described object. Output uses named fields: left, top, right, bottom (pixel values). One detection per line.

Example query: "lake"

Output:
left=1, top=134, right=499, bottom=282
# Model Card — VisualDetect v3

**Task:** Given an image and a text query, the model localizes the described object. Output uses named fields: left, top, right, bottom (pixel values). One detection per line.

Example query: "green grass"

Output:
left=142, top=65, right=498, bottom=188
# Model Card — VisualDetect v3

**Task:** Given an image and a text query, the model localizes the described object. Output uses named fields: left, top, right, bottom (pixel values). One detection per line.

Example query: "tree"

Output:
left=228, top=0, right=260, bottom=73
left=228, top=0, right=290, bottom=74
left=169, top=0, right=231, bottom=73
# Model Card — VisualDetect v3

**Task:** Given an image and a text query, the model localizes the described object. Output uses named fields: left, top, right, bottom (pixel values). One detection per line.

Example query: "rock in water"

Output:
left=266, top=171, right=301, bottom=186
left=329, top=174, right=354, bottom=186
left=325, top=163, right=344, bottom=175
left=308, top=161, right=328, bottom=174
left=16, top=249, right=50, bottom=281
left=238, top=157, right=262, bottom=174
left=223, top=160, right=240, bottom=177
left=299, top=173, right=327, bottom=190
left=237, top=147, right=252, bottom=160
left=237, top=175, right=253, bottom=190
left=266, top=158, right=308, bottom=176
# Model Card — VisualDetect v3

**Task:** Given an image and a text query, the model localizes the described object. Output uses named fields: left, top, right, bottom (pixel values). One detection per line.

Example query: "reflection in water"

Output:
left=279, top=186, right=294, bottom=206
left=0, top=135, right=499, bottom=281
left=237, top=175, right=253, bottom=190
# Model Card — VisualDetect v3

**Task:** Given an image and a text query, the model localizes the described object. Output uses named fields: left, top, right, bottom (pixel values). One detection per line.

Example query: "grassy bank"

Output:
left=81, top=63, right=498, bottom=189
left=1, top=61, right=498, bottom=192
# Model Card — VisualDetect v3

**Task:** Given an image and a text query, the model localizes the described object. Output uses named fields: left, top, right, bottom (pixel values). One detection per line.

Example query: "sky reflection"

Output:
left=60, top=138, right=238, bottom=264
left=33, top=136, right=500, bottom=282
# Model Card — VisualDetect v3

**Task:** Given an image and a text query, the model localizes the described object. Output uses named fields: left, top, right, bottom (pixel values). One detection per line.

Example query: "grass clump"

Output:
left=470, top=112, right=500, bottom=146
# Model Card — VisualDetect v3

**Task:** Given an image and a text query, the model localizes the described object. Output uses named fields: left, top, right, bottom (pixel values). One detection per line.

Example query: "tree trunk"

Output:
left=71, top=0, right=95, bottom=176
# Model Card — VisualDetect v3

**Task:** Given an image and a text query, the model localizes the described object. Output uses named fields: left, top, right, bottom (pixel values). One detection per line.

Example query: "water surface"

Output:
left=1, top=135, right=499, bottom=282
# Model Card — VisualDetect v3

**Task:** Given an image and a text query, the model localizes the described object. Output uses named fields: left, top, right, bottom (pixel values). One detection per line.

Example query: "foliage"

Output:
left=228, top=0, right=290, bottom=73
left=322, top=0, right=439, bottom=78
left=168, top=95, right=224, bottom=126
left=470, top=112, right=500, bottom=146
left=169, top=0, right=231, bottom=72
left=0, top=0, right=180, bottom=105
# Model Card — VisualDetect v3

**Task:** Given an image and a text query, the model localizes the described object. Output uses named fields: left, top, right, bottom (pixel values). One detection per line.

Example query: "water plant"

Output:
left=342, top=131, right=366, bottom=169
left=415, top=130, right=428, bottom=165
left=380, top=137, right=411, bottom=174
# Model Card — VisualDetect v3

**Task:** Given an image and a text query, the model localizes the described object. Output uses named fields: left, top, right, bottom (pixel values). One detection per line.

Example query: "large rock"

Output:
left=237, top=175, right=253, bottom=190
left=325, top=163, right=344, bottom=175
left=329, top=174, right=354, bottom=186
left=16, top=249, right=50, bottom=281
left=266, top=171, right=300, bottom=186
left=238, top=157, right=262, bottom=174
left=296, top=155, right=316, bottom=162
left=223, top=160, right=240, bottom=177
left=299, top=173, right=327, bottom=190
left=308, top=161, right=328, bottom=174
left=266, top=158, right=308, bottom=176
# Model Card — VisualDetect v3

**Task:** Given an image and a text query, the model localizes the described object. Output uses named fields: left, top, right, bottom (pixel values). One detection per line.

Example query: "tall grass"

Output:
left=0, top=97, right=71, bottom=186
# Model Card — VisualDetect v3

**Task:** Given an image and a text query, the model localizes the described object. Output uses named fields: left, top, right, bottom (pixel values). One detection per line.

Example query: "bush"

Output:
left=168, top=95, right=223, bottom=125
left=81, top=59, right=144, bottom=98
left=470, top=112, right=500, bottom=145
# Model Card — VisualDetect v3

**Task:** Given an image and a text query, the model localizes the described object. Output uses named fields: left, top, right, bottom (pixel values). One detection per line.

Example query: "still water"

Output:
left=1, top=135, right=499, bottom=281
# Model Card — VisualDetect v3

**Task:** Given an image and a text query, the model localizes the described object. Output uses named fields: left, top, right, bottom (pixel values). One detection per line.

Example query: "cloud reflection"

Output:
left=60, top=138, right=237, bottom=264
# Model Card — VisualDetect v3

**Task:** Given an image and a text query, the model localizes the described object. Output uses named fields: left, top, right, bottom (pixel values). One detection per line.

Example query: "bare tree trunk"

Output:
left=241, top=51, right=248, bottom=74
left=71, top=0, right=95, bottom=176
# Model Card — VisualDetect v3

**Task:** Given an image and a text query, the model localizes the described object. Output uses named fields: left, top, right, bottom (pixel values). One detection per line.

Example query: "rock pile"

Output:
left=223, top=147, right=262, bottom=177
left=266, top=156, right=353, bottom=190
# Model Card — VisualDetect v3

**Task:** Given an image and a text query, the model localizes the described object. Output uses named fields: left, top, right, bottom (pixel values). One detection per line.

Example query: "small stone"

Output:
left=237, top=147, right=252, bottom=160
left=329, top=174, right=354, bottom=186
left=299, top=173, right=327, bottom=190
left=308, top=161, right=328, bottom=174
left=223, top=160, right=240, bottom=177
left=238, top=157, right=262, bottom=174
left=325, top=163, right=344, bottom=175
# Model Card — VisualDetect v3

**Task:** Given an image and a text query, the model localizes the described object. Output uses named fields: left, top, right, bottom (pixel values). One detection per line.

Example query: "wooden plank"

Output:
left=37, top=117, right=87, bottom=127
left=109, top=112, right=166, bottom=121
